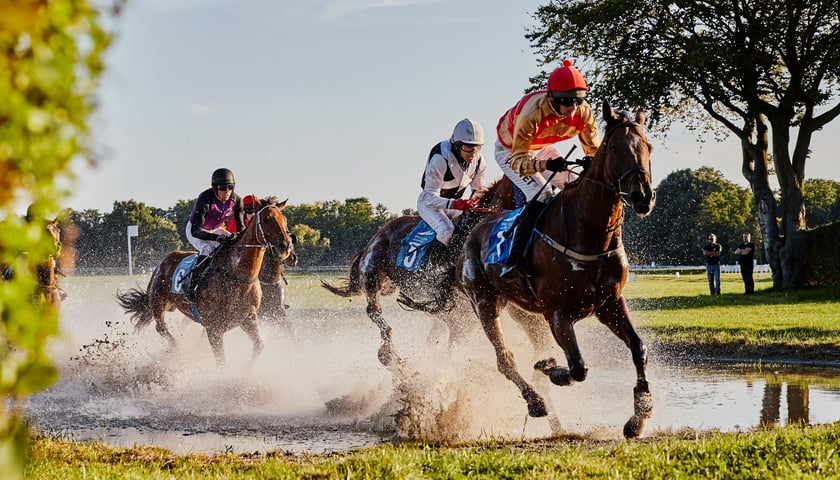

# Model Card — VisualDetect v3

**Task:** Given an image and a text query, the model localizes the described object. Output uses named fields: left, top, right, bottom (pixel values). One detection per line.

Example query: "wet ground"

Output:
left=24, top=276, right=840, bottom=455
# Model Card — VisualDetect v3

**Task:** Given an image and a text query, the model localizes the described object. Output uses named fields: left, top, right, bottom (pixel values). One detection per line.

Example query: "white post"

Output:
left=127, top=225, right=138, bottom=285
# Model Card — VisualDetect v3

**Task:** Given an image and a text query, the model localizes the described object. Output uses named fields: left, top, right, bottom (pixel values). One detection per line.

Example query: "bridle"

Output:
left=582, top=120, right=651, bottom=207
left=239, top=205, right=291, bottom=259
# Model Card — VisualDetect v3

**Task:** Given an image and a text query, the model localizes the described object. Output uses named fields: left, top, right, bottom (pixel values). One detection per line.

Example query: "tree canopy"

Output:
left=528, top=0, right=840, bottom=288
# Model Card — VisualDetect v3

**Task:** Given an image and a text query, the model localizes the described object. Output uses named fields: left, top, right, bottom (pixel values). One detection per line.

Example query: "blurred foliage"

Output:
left=0, top=0, right=118, bottom=477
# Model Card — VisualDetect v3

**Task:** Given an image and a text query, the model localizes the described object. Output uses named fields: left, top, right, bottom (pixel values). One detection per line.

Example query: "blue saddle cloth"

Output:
left=485, top=207, right=523, bottom=265
left=396, top=220, right=437, bottom=272
left=170, top=254, right=197, bottom=294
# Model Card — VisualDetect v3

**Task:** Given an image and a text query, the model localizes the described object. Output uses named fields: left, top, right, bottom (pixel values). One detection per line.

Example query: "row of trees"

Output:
left=59, top=169, right=840, bottom=273
left=63, top=197, right=396, bottom=273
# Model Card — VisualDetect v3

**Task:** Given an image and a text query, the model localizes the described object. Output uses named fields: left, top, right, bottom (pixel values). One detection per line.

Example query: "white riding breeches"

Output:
left=416, top=200, right=463, bottom=246
left=186, top=221, right=227, bottom=256
left=494, top=139, right=576, bottom=203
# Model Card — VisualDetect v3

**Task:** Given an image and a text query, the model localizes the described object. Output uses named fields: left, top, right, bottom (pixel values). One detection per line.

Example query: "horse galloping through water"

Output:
left=458, top=101, right=656, bottom=438
left=321, top=176, right=520, bottom=366
left=116, top=198, right=294, bottom=365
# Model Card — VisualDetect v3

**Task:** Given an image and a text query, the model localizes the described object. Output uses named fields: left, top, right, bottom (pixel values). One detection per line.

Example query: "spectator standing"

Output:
left=734, top=231, right=755, bottom=294
left=703, top=233, right=722, bottom=295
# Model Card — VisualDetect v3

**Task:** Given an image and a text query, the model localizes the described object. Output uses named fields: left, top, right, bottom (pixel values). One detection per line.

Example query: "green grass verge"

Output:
left=25, top=422, right=840, bottom=479
left=622, top=274, right=840, bottom=363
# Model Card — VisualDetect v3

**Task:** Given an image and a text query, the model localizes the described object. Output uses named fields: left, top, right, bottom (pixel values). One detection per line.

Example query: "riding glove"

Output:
left=450, top=199, right=474, bottom=211
left=544, top=158, right=568, bottom=172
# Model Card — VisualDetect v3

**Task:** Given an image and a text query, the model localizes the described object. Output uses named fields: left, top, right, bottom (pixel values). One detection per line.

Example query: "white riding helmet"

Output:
left=451, top=118, right=485, bottom=146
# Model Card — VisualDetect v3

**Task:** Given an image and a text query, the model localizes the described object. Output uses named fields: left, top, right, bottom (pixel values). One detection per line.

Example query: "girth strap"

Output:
left=534, top=229, right=624, bottom=262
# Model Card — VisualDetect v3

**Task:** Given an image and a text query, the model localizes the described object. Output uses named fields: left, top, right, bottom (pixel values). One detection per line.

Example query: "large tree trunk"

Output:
left=771, top=115, right=808, bottom=289
left=742, top=117, right=783, bottom=288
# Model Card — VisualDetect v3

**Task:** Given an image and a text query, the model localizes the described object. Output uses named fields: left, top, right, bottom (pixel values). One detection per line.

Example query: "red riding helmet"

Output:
left=242, top=194, right=258, bottom=213
left=548, top=59, right=588, bottom=98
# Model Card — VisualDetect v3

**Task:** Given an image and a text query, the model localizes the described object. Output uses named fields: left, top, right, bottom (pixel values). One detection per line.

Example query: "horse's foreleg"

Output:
left=479, top=309, right=547, bottom=418
left=205, top=329, right=225, bottom=367
left=596, top=296, right=652, bottom=438
left=538, top=312, right=588, bottom=386
left=241, top=312, right=264, bottom=367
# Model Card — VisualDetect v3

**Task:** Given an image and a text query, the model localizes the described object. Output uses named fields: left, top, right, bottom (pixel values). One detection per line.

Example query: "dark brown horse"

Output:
left=116, top=199, right=294, bottom=365
left=258, top=240, right=297, bottom=325
left=321, top=177, right=519, bottom=366
left=458, top=101, right=656, bottom=438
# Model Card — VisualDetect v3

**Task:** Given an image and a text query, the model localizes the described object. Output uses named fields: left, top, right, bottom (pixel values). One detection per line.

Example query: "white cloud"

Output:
left=322, top=0, right=444, bottom=20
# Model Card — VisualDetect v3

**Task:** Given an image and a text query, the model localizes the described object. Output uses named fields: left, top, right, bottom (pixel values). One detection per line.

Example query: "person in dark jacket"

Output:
left=734, top=231, right=755, bottom=294
left=184, top=168, right=244, bottom=301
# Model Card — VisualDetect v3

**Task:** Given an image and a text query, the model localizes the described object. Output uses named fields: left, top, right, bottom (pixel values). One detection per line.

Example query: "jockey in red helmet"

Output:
left=494, top=59, right=601, bottom=278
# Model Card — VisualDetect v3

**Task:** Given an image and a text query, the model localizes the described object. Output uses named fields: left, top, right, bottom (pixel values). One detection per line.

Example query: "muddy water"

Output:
left=24, top=276, right=840, bottom=454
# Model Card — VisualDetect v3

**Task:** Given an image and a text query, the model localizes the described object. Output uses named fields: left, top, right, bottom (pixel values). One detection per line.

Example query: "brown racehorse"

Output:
left=116, top=199, right=294, bottom=365
left=36, top=219, right=64, bottom=310
left=458, top=101, right=656, bottom=439
left=321, top=177, right=521, bottom=366
left=2, top=217, right=64, bottom=310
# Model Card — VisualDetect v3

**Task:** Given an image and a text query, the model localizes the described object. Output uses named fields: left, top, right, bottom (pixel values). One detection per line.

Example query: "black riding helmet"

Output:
left=211, top=168, right=235, bottom=188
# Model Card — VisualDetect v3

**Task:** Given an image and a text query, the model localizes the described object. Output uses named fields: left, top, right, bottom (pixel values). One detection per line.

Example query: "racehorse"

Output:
left=116, top=199, right=294, bottom=365
left=36, top=218, right=64, bottom=310
left=321, top=176, right=521, bottom=366
left=2, top=217, right=64, bottom=311
left=258, top=239, right=297, bottom=324
left=458, top=101, right=656, bottom=438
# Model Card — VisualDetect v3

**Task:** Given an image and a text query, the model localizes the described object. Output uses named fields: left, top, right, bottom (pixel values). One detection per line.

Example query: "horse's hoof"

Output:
left=623, top=415, right=647, bottom=438
left=377, top=344, right=393, bottom=366
left=548, top=367, right=572, bottom=386
left=527, top=399, right=548, bottom=418
left=534, top=358, right=557, bottom=373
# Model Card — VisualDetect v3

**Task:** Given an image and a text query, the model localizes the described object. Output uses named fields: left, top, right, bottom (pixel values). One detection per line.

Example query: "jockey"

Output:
left=185, top=168, right=244, bottom=301
left=226, top=193, right=259, bottom=232
left=417, top=118, right=487, bottom=266
left=495, top=59, right=601, bottom=278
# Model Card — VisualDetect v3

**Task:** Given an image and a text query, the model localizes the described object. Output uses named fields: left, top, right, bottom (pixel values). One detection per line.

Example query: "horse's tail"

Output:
left=320, top=251, right=364, bottom=297
left=115, top=287, right=155, bottom=332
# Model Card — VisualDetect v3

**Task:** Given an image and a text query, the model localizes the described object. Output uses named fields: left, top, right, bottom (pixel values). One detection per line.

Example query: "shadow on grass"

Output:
left=628, top=284, right=840, bottom=312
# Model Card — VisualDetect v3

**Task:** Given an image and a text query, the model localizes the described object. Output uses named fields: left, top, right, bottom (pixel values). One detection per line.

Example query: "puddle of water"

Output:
left=23, top=276, right=840, bottom=454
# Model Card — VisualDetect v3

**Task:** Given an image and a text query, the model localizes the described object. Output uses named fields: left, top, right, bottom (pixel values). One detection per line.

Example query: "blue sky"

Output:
left=68, top=0, right=840, bottom=214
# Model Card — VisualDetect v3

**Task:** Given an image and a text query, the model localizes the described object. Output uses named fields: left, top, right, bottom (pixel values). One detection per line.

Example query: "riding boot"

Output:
left=500, top=200, right=546, bottom=278
left=185, top=254, right=209, bottom=302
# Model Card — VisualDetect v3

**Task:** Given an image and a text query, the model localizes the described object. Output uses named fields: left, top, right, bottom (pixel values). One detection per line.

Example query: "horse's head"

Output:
left=591, top=100, right=656, bottom=216
left=46, top=218, right=62, bottom=258
left=254, top=199, right=294, bottom=262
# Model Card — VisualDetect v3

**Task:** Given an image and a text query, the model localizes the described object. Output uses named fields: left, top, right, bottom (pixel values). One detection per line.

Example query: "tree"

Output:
left=624, top=167, right=757, bottom=265
left=0, top=0, right=115, bottom=476
left=528, top=0, right=840, bottom=288
left=103, top=200, right=181, bottom=271
left=803, top=178, right=840, bottom=227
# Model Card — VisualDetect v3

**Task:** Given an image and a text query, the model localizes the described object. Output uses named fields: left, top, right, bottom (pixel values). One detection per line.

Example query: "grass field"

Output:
left=21, top=272, right=840, bottom=479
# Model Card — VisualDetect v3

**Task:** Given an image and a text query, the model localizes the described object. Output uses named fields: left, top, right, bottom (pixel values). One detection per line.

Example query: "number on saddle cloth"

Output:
left=485, top=207, right=524, bottom=265
left=396, top=220, right=437, bottom=272
left=171, top=254, right=199, bottom=294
